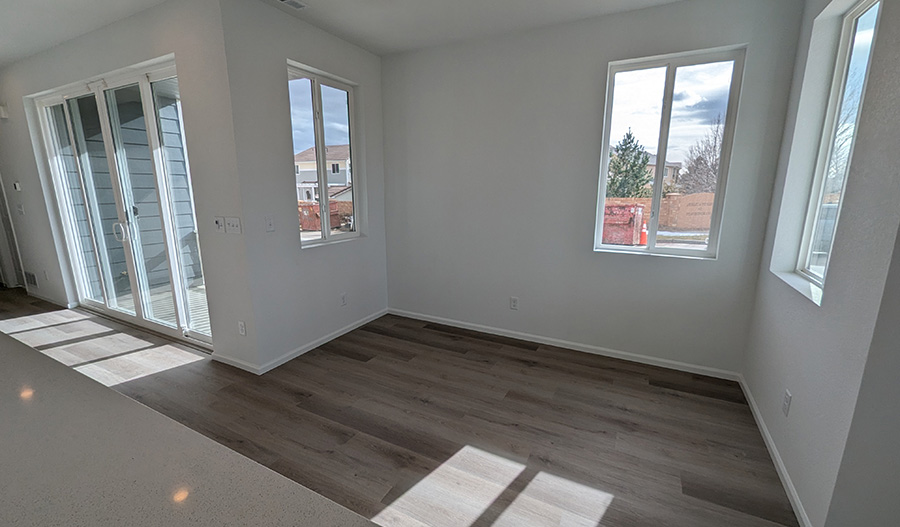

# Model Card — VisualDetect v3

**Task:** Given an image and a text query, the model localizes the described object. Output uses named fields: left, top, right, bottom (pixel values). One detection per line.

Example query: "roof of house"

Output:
left=294, top=144, right=351, bottom=163
left=329, top=186, right=352, bottom=198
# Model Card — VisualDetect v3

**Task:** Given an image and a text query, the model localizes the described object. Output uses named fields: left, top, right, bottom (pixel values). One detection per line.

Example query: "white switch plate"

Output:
left=264, top=215, right=275, bottom=232
left=225, top=216, right=242, bottom=234
left=238, top=321, right=246, bottom=336
left=509, top=296, right=519, bottom=310
left=783, top=389, right=792, bottom=417
left=15, top=203, right=24, bottom=216
left=214, top=216, right=226, bottom=233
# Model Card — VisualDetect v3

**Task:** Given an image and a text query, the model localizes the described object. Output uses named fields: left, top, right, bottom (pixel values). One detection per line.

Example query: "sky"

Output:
left=608, top=60, right=734, bottom=165
left=288, top=79, right=351, bottom=154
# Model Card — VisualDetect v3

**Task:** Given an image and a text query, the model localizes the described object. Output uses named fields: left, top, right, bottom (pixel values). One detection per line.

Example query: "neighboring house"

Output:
left=294, top=144, right=352, bottom=201
left=647, top=154, right=681, bottom=186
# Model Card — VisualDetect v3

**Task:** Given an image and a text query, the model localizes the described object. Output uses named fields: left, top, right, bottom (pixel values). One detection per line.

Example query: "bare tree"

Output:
left=679, top=115, right=724, bottom=195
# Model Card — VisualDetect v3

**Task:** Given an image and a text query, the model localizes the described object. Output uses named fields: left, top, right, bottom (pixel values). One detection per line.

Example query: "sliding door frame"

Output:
left=35, top=61, right=212, bottom=349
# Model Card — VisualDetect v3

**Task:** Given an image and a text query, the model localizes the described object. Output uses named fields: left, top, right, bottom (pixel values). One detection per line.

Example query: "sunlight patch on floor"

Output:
left=492, top=471, right=614, bottom=526
left=373, top=445, right=614, bottom=527
left=373, top=445, right=526, bottom=527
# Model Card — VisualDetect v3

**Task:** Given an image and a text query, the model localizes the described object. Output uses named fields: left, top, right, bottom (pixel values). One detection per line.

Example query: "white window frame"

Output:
left=796, top=0, right=880, bottom=288
left=287, top=61, right=361, bottom=247
left=593, top=47, right=745, bottom=259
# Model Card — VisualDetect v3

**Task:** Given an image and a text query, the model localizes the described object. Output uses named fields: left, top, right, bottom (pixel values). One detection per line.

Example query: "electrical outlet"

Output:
left=782, top=389, right=792, bottom=417
left=264, top=215, right=275, bottom=232
left=225, top=216, right=242, bottom=234
left=42, top=270, right=49, bottom=282
left=238, top=321, right=247, bottom=336
left=340, top=293, right=348, bottom=307
left=509, top=296, right=519, bottom=310
left=15, top=203, right=24, bottom=216
left=214, top=216, right=226, bottom=233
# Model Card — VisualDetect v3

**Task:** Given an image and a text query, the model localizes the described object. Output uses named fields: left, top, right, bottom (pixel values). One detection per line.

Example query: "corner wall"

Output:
left=381, top=0, right=802, bottom=374
left=742, top=0, right=900, bottom=525
left=217, top=0, right=388, bottom=370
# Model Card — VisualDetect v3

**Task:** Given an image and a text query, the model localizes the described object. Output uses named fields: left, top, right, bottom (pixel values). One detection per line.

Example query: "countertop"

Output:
left=0, top=332, right=376, bottom=526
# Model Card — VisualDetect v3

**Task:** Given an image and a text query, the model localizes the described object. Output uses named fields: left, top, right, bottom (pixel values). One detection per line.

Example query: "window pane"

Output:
left=289, top=76, right=324, bottom=242
left=67, top=94, right=135, bottom=314
left=321, top=84, right=355, bottom=235
left=805, top=2, right=879, bottom=279
left=656, top=60, right=735, bottom=251
left=106, top=83, right=177, bottom=327
left=601, top=66, right=666, bottom=247
left=152, top=77, right=211, bottom=337
left=47, top=104, right=104, bottom=302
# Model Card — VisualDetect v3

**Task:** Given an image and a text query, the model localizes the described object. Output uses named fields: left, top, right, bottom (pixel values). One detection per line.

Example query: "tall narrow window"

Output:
left=595, top=49, right=744, bottom=258
left=799, top=0, right=880, bottom=284
left=287, top=64, right=358, bottom=245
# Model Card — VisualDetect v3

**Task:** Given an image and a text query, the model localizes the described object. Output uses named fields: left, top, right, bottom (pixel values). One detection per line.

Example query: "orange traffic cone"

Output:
left=640, top=222, right=648, bottom=246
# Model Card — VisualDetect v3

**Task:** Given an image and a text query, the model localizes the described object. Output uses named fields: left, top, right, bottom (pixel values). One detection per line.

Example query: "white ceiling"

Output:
left=0, top=0, right=168, bottom=68
left=262, top=0, right=683, bottom=55
left=1, top=0, right=682, bottom=69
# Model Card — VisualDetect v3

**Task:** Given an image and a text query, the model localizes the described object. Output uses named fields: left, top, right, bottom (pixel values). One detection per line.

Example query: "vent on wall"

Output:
left=279, top=0, right=307, bottom=10
left=24, top=271, right=37, bottom=287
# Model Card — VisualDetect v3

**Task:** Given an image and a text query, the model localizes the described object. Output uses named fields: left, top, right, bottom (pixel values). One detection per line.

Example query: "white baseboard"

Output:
left=24, top=288, right=77, bottom=309
left=388, top=308, right=740, bottom=381
left=213, top=308, right=389, bottom=375
left=738, top=374, right=812, bottom=527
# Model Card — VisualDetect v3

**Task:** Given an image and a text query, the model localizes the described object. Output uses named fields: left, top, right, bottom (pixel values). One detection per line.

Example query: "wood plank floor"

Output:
left=0, top=289, right=799, bottom=527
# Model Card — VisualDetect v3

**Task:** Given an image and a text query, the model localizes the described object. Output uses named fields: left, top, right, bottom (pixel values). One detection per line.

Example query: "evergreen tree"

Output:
left=607, top=130, right=652, bottom=198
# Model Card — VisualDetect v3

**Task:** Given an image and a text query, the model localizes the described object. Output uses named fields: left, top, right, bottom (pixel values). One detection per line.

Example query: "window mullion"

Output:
left=310, top=78, right=331, bottom=239
left=647, top=64, right=676, bottom=251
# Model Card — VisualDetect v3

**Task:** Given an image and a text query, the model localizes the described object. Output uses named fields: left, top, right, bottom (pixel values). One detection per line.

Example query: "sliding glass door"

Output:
left=41, top=68, right=211, bottom=345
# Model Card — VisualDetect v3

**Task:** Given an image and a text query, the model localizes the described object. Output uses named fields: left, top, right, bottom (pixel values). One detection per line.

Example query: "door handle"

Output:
left=112, top=222, right=129, bottom=242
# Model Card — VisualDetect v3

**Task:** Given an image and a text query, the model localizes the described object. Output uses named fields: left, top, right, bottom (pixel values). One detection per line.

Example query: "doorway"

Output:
left=38, top=64, right=211, bottom=345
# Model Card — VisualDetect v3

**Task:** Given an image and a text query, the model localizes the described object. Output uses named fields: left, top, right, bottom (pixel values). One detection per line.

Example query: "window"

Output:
left=594, top=48, right=744, bottom=258
left=798, top=0, right=880, bottom=285
left=287, top=64, right=358, bottom=245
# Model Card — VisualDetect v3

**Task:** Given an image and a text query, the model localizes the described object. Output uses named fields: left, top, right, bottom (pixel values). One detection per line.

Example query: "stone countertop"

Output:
left=0, top=332, right=375, bottom=527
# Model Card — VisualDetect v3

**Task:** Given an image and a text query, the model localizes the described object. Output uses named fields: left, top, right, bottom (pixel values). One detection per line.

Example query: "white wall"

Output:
left=742, top=0, right=900, bottom=525
left=824, top=219, right=900, bottom=526
left=381, top=0, right=801, bottom=374
left=0, top=0, right=261, bottom=366
left=217, top=0, right=388, bottom=371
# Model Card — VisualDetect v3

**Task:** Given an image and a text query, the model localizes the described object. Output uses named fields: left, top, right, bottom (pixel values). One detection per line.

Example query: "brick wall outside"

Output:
left=605, top=192, right=715, bottom=232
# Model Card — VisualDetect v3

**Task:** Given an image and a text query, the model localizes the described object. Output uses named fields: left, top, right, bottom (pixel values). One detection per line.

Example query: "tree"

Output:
left=607, top=130, right=652, bottom=198
left=679, top=115, right=724, bottom=194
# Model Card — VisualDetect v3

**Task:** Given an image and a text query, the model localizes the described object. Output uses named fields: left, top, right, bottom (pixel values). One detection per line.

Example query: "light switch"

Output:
left=264, top=215, right=275, bottom=232
left=225, top=216, right=242, bottom=234
left=214, top=216, right=226, bottom=233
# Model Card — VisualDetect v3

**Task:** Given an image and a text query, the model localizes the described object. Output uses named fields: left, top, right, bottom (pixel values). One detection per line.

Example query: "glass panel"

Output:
left=805, top=2, right=879, bottom=279
left=106, top=83, right=177, bottom=327
left=152, top=77, right=211, bottom=337
left=656, top=60, right=735, bottom=251
left=288, top=76, right=324, bottom=242
left=321, top=83, right=355, bottom=235
left=47, top=104, right=104, bottom=302
left=67, top=94, right=134, bottom=314
left=601, top=66, right=667, bottom=247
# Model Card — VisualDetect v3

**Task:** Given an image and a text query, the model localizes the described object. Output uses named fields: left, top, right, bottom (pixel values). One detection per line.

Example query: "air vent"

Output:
left=279, top=0, right=307, bottom=10
left=24, top=271, right=37, bottom=287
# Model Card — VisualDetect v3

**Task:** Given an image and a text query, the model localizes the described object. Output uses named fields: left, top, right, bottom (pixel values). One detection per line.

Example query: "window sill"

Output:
left=593, top=245, right=717, bottom=261
left=300, top=232, right=362, bottom=249
left=772, top=270, right=823, bottom=306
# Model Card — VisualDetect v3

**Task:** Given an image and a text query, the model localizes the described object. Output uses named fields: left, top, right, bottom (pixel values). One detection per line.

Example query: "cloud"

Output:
left=288, top=79, right=351, bottom=154
left=608, top=60, right=734, bottom=164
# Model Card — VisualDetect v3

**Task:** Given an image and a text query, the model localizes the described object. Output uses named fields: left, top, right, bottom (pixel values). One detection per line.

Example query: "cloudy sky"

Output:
left=288, top=79, right=351, bottom=154
left=608, top=60, right=734, bottom=165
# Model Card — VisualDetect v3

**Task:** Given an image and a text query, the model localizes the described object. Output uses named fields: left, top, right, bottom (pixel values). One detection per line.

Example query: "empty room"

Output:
left=1, top=0, right=898, bottom=525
